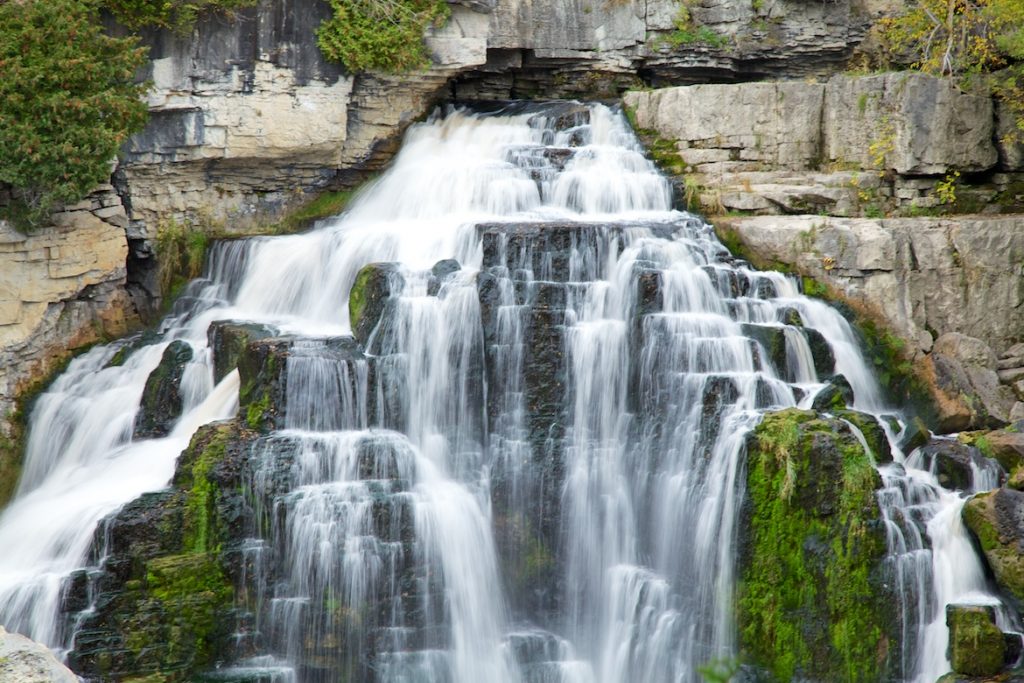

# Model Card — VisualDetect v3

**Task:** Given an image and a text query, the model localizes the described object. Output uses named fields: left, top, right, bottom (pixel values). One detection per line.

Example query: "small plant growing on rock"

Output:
left=934, top=170, right=961, bottom=206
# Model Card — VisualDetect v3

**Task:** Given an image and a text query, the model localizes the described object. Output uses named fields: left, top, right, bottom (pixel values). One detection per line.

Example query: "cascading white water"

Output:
left=0, top=101, right=1013, bottom=682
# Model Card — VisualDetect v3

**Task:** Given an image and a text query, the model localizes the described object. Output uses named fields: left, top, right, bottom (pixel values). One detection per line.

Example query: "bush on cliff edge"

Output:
left=317, top=0, right=450, bottom=73
left=0, top=0, right=148, bottom=227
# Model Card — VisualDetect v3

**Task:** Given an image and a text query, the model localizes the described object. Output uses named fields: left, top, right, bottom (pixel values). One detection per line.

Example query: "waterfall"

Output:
left=0, top=101, right=1013, bottom=682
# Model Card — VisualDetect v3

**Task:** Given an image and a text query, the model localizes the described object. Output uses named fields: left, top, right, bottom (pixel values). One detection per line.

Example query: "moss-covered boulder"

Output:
left=207, top=320, right=276, bottom=384
left=835, top=410, right=893, bottom=464
left=349, top=262, right=403, bottom=347
left=946, top=604, right=1005, bottom=677
left=981, top=429, right=1024, bottom=473
left=739, top=408, right=896, bottom=682
left=811, top=374, right=855, bottom=412
left=963, top=488, right=1024, bottom=610
left=68, top=420, right=253, bottom=681
left=134, top=340, right=193, bottom=439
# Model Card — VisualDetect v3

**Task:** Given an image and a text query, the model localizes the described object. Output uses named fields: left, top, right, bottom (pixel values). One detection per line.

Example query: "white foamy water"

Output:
left=0, top=102, right=1011, bottom=682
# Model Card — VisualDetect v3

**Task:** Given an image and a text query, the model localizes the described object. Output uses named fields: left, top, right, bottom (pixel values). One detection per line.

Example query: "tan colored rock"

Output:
left=927, top=333, right=1014, bottom=431
left=0, top=627, right=78, bottom=683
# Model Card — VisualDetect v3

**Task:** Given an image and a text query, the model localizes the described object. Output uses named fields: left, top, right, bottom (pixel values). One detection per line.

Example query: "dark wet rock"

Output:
left=237, top=337, right=292, bottom=432
left=635, top=267, right=663, bottom=317
left=208, top=320, right=276, bottom=384
left=742, top=323, right=787, bottom=381
left=68, top=421, right=253, bottom=682
left=427, top=259, right=461, bottom=296
left=739, top=409, right=895, bottom=682
left=964, top=488, right=1024, bottom=612
left=899, top=416, right=931, bottom=454
left=917, top=440, right=988, bottom=492
left=811, top=374, right=854, bottom=412
left=478, top=221, right=675, bottom=283
left=836, top=409, right=893, bottom=464
left=804, top=327, right=836, bottom=378
left=946, top=604, right=1006, bottom=677
left=238, top=336, right=366, bottom=432
left=699, top=375, right=739, bottom=456
left=350, top=262, right=404, bottom=347
left=134, top=340, right=193, bottom=439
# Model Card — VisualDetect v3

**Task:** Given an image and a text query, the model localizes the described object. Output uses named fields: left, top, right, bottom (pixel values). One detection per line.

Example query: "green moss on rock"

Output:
left=963, top=489, right=1024, bottom=610
left=946, top=604, right=1005, bottom=677
left=739, top=408, right=894, bottom=682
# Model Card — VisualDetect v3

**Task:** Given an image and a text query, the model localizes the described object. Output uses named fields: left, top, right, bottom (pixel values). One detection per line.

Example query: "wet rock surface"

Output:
left=739, top=409, right=896, bottom=682
left=134, top=340, right=194, bottom=438
left=208, top=320, right=276, bottom=384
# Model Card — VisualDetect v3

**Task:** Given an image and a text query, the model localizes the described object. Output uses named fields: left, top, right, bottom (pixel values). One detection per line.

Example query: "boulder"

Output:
left=804, top=327, right=836, bottom=378
left=349, top=262, right=404, bottom=348
left=207, top=320, right=276, bottom=384
left=427, top=258, right=461, bottom=296
left=985, top=429, right=1024, bottom=473
left=946, top=604, right=1006, bottom=677
left=811, top=374, right=855, bottom=412
left=915, top=439, right=988, bottom=492
left=926, top=334, right=1016, bottom=432
left=134, top=340, right=193, bottom=439
left=739, top=409, right=895, bottom=682
left=898, top=415, right=931, bottom=454
left=0, top=627, right=78, bottom=683
left=963, top=488, right=1024, bottom=610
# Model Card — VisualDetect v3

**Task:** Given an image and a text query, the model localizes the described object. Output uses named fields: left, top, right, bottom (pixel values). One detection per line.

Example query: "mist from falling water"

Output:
left=0, top=102, right=1011, bottom=682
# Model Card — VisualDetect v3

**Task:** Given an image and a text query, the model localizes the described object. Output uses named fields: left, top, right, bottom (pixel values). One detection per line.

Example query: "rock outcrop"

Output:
left=625, top=72, right=1020, bottom=218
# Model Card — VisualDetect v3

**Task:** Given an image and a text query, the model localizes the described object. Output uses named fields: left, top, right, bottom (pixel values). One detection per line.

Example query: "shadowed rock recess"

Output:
left=1, top=99, right=1022, bottom=683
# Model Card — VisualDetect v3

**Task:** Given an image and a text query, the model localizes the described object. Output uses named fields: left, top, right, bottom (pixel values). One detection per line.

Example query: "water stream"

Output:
left=0, top=102, right=1012, bottom=681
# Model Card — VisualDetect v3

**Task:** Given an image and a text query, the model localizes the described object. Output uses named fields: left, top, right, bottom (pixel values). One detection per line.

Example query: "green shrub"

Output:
left=0, top=0, right=148, bottom=227
left=103, top=0, right=259, bottom=33
left=316, top=0, right=450, bottom=73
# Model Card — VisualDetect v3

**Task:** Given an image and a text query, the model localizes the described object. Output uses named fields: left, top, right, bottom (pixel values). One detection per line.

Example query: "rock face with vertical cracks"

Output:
left=738, top=408, right=897, bottom=682
left=134, top=340, right=194, bottom=438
